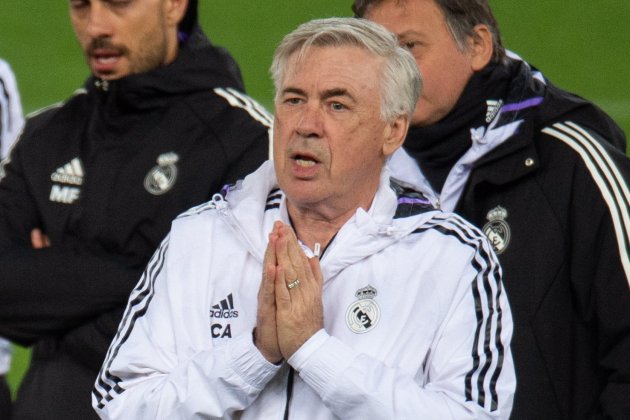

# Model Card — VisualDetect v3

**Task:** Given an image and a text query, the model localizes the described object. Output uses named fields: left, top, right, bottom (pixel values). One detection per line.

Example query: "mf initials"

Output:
left=50, top=185, right=81, bottom=204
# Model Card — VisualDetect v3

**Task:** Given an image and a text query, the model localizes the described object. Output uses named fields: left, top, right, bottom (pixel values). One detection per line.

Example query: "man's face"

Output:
left=273, top=46, right=405, bottom=216
left=366, top=0, right=476, bottom=126
left=69, top=0, right=181, bottom=80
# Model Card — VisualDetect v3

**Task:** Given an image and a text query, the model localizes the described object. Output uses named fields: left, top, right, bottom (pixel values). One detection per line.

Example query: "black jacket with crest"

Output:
left=393, top=58, right=630, bottom=420
left=0, top=28, right=270, bottom=419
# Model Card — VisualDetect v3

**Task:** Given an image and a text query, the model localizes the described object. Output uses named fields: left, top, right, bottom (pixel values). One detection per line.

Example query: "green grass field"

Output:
left=0, top=0, right=629, bottom=396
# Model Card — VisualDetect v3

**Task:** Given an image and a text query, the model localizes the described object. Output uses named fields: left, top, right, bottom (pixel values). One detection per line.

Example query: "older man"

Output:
left=0, top=0, right=269, bottom=418
left=354, top=0, right=630, bottom=418
left=93, top=17, right=514, bottom=419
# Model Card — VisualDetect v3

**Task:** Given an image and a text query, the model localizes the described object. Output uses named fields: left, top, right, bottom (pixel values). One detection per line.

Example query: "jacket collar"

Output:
left=390, top=55, right=548, bottom=210
left=221, top=161, right=436, bottom=281
left=85, top=27, right=244, bottom=117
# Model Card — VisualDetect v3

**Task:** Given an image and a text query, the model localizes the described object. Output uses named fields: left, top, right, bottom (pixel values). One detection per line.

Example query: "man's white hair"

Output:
left=270, top=17, right=422, bottom=122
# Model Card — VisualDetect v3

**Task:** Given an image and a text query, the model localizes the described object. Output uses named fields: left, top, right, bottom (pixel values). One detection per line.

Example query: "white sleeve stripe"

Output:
left=225, top=87, right=274, bottom=127
left=542, top=122, right=630, bottom=285
left=93, top=236, right=170, bottom=407
left=214, top=87, right=273, bottom=128
left=0, top=79, right=10, bottom=135
left=442, top=215, right=505, bottom=412
left=564, top=122, right=630, bottom=208
left=448, top=218, right=504, bottom=412
left=417, top=215, right=506, bottom=412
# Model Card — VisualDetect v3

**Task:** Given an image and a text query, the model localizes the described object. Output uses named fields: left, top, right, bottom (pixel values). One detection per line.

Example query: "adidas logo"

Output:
left=50, top=158, right=84, bottom=186
left=485, top=99, right=503, bottom=123
left=209, top=293, right=239, bottom=319
left=49, top=157, right=83, bottom=204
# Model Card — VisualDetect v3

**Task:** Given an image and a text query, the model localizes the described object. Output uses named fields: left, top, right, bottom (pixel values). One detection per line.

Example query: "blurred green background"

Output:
left=0, top=0, right=628, bottom=395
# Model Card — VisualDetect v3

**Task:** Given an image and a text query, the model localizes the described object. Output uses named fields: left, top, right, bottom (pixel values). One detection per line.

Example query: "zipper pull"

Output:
left=211, top=193, right=228, bottom=212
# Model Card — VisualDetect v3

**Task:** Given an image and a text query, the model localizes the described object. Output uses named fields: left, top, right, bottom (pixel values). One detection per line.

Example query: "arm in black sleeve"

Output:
left=59, top=306, right=126, bottom=372
left=207, top=88, right=272, bottom=186
left=0, top=136, right=142, bottom=345
left=569, top=141, right=630, bottom=419
left=0, top=245, right=142, bottom=346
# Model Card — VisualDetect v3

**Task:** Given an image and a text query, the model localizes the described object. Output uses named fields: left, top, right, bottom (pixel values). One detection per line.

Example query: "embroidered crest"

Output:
left=144, top=152, right=179, bottom=195
left=346, top=285, right=380, bottom=334
left=483, top=206, right=511, bottom=254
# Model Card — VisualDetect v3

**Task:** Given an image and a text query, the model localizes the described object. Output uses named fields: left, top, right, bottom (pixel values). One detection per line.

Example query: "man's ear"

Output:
left=469, top=24, right=494, bottom=71
left=165, top=0, right=189, bottom=28
left=382, top=114, right=409, bottom=157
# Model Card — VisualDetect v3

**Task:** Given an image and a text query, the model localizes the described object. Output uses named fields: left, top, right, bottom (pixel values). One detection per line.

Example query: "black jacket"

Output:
left=396, top=59, right=630, bottom=419
left=0, top=28, right=270, bottom=419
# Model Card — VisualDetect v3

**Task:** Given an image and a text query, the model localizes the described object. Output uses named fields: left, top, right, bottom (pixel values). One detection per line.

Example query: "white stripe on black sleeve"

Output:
left=542, top=122, right=630, bottom=285
left=214, top=87, right=273, bottom=128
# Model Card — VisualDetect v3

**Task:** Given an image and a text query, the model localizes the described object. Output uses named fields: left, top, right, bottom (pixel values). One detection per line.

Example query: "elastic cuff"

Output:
left=287, top=329, right=328, bottom=371
left=288, top=334, right=356, bottom=398
left=228, top=332, right=283, bottom=390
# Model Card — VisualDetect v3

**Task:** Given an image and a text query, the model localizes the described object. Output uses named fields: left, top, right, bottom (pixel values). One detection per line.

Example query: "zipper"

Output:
left=283, top=368, right=295, bottom=420
left=211, top=193, right=264, bottom=262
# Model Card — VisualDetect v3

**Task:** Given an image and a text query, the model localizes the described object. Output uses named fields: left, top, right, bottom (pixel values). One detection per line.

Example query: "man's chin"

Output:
left=89, top=60, right=129, bottom=81
left=91, top=69, right=127, bottom=81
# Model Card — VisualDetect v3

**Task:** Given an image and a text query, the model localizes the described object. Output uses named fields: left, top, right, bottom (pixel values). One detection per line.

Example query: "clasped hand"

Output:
left=254, top=221, right=324, bottom=364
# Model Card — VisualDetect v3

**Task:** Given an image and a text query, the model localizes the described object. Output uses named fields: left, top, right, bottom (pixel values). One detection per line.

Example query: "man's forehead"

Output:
left=282, top=46, right=380, bottom=88
left=286, top=44, right=379, bottom=69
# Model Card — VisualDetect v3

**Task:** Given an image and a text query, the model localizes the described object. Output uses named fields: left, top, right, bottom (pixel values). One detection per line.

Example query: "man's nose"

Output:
left=85, top=2, right=114, bottom=39
left=295, top=103, right=324, bottom=138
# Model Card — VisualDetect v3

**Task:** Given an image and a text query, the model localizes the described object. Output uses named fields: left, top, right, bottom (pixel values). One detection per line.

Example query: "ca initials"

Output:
left=211, top=323, right=232, bottom=338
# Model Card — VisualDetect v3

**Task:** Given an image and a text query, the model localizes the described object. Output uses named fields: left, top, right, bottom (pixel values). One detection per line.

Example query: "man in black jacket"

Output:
left=0, top=0, right=270, bottom=418
left=354, top=0, right=630, bottom=419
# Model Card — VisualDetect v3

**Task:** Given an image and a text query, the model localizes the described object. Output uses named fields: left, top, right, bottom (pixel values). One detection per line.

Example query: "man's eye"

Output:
left=285, top=97, right=302, bottom=105
left=402, top=41, right=417, bottom=50
left=330, top=102, right=345, bottom=111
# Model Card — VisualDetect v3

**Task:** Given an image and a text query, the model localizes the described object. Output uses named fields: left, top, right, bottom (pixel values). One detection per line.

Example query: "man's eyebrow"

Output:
left=321, top=88, right=356, bottom=103
left=397, top=30, right=426, bottom=40
left=280, top=87, right=306, bottom=97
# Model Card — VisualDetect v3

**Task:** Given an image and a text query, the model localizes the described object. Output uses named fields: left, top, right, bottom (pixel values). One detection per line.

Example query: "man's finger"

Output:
left=30, top=228, right=50, bottom=249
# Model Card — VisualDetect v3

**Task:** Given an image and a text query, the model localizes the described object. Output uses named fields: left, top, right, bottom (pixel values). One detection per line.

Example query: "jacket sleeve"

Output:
left=210, top=87, right=272, bottom=185
left=92, top=237, right=282, bottom=419
left=558, top=125, right=630, bottom=419
left=0, top=246, right=143, bottom=345
left=287, top=237, right=515, bottom=420
left=0, top=136, right=142, bottom=345
left=59, top=306, right=126, bottom=372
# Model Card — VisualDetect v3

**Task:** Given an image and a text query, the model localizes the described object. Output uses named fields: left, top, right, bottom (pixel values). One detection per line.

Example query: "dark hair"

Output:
left=178, top=0, right=198, bottom=37
left=352, top=0, right=506, bottom=64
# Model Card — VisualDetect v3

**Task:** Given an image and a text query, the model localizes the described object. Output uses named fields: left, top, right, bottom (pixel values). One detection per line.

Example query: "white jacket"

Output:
left=93, top=161, right=515, bottom=419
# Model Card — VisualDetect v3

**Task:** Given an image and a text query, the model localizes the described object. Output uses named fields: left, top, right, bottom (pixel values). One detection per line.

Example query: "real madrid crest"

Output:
left=144, top=152, right=179, bottom=195
left=346, top=285, right=380, bottom=334
left=483, top=206, right=511, bottom=254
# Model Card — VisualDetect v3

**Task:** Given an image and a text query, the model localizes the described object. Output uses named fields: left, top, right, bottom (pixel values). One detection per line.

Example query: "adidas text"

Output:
left=50, top=158, right=84, bottom=186
left=209, top=309, right=239, bottom=319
